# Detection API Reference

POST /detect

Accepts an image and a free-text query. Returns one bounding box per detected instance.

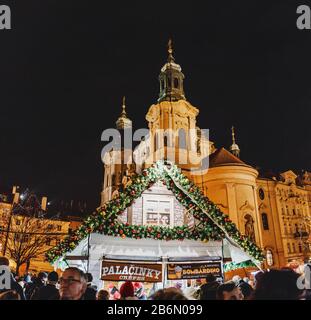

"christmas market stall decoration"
[46,161,264,286]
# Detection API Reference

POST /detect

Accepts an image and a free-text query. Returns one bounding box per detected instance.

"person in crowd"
[108,284,121,300]
[83,273,97,300]
[25,271,48,300]
[133,282,147,300]
[97,289,110,300]
[251,269,303,300]
[199,274,220,300]
[216,281,244,300]
[238,280,254,300]
[232,275,242,285]
[119,281,138,300]
[58,267,87,300]
[174,281,183,291]
[183,286,199,300]
[150,287,188,300]
[0,256,25,300]
[0,290,21,300]
[31,271,59,300]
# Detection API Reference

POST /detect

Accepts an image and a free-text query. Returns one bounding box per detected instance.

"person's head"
[119,281,135,299]
[238,281,254,300]
[205,274,216,283]
[38,272,48,283]
[97,289,109,300]
[200,279,220,300]
[0,290,20,300]
[85,272,93,284]
[47,271,59,285]
[252,269,303,300]
[232,275,241,284]
[216,281,244,300]
[151,287,188,300]
[59,267,87,300]
[0,256,9,266]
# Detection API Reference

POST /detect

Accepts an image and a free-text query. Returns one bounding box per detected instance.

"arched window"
[292,243,296,253]
[164,135,168,147]
[299,243,302,253]
[261,213,269,230]
[178,129,187,149]
[174,77,179,88]
[287,243,291,253]
[167,76,171,89]
[161,79,164,91]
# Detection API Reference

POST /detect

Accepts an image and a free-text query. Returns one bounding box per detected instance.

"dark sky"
[0,0,310,211]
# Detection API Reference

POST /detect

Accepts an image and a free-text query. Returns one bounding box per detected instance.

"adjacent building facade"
[0,188,83,274]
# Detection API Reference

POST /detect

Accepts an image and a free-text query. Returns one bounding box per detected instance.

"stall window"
[143,197,173,227]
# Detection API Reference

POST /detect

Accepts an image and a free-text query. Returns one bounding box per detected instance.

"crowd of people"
[1,256,310,300]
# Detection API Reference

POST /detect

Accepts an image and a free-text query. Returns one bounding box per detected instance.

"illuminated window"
[143,196,173,227]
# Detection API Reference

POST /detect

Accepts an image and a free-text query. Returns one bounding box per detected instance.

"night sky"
[0,0,310,211]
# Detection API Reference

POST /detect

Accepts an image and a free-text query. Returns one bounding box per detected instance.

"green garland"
[46,161,264,264]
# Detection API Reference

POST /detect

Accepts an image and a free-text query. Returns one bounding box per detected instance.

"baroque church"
[101,41,311,270]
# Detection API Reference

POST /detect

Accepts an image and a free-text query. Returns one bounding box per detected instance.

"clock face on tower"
[259,188,265,200]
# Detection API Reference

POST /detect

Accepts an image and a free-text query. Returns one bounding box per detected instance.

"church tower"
[101,97,135,205]
[134,40,213,172]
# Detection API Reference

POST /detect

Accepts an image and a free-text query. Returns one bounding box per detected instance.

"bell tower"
[158,39,186,102]
[101,97,135,205]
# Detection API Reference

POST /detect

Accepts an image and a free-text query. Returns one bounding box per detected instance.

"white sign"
[0,266,11,290]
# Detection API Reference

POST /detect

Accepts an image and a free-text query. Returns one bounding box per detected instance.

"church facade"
[101,41,311,270]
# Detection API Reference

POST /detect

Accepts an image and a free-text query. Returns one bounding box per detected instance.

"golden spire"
[121,96,127,117]
[230,126,240,158]
[167,38,175,62]
[231,126,236,145]
[116,96,132,129]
